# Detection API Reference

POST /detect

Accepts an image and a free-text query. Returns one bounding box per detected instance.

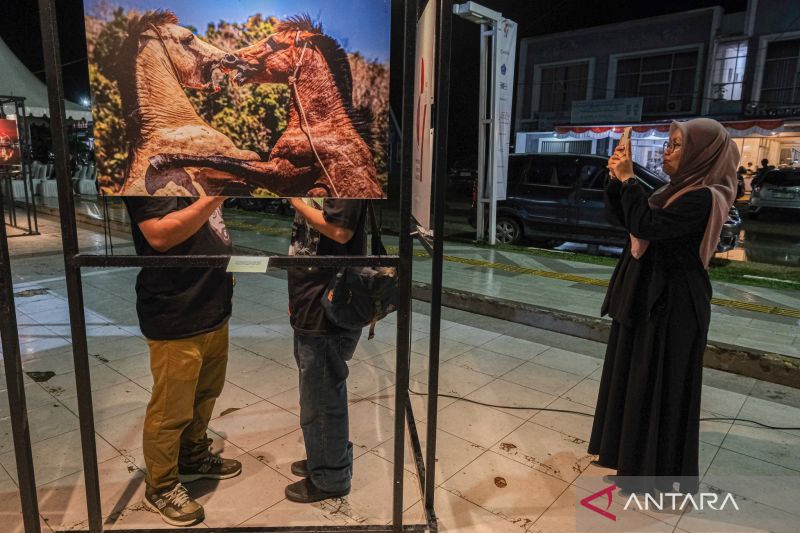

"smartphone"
[619,127,632,157]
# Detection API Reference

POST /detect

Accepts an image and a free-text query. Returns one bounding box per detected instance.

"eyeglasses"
[663,140,682,153]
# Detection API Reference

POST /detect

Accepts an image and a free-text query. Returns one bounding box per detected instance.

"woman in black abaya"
[588,118,739,494]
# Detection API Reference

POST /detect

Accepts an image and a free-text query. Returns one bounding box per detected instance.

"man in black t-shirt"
[124,197,241,527]
[284,198,366,503]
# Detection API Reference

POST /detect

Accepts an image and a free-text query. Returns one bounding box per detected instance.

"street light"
[453,1,501,24]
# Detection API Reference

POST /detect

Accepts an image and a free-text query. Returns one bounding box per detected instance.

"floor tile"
[208,401,298,452]
[493,421,595,484]
[533,347,603,377]
[465,379,557,420]
[192,454,288,527]
[441,450,569,526]
[438,400,525,449]
[448,347,526,378]
[503,362,585,398]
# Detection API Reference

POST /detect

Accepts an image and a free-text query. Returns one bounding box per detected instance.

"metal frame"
[0,95,39,237]
[0,0,450,531]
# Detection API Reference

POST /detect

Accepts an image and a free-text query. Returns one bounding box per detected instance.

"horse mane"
[277,15,373,144]
[115,10,179,150]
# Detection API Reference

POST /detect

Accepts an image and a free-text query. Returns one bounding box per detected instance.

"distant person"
[589,118,739,495]
[752,158,774,189]
[736,166,746,199]
[125,197,241,526]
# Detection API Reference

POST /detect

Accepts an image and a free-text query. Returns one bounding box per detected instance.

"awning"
[554,119,784,140]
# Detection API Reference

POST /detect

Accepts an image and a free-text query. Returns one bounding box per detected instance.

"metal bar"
[392,0,417,529]
[475,23,488,241]
[37,1,103,530]
[412,231,434,256]
[58,525,427,533]
[0,186,41,532]
[487,24,498,246]
[424,0,452,520]
[75,253,401,269]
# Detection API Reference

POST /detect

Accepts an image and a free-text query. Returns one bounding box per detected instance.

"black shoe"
[285,477,350,503]
[143,483,204,527]
[291,459,309,477]
[179,453,242,483]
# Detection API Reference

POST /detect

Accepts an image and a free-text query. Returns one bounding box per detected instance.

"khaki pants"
[143,323,229,491]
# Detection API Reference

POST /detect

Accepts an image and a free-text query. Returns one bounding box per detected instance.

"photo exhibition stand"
[0,95,39,238]
[0,0,449,531]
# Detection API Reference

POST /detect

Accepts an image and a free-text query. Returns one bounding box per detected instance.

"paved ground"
[0,215,799,532]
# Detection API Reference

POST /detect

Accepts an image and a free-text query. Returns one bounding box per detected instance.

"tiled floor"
[0,262,797,532]
[1,213,798,532]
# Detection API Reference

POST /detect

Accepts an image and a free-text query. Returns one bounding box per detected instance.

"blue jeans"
[293,331,360,492]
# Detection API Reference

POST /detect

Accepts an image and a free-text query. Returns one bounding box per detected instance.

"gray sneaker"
[179,453,242,482]
[143,483,204,527]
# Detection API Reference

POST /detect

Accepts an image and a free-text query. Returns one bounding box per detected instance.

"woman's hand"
[608,145,634,181]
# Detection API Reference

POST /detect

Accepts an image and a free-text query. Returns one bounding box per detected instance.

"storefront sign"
[744,102,800,118]
[571,98,643,125]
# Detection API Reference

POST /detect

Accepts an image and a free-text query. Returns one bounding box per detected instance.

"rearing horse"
[115,10,261,196]
[150,15,384,198]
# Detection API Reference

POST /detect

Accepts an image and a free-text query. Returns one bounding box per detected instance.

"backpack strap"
[368,201,387,256]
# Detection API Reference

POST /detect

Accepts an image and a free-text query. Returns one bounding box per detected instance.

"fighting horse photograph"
[84,1,390,198]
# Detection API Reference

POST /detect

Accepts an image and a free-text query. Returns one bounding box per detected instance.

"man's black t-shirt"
[124,197,234,340]
[287,200,367,335]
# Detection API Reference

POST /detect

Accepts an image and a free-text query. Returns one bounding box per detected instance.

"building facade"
[514,0,800,176]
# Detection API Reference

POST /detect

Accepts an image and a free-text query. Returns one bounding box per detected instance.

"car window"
[579,164,606,190]
[551,162,578,188]
[764,169,800,187]
[525,162,558,185]
[507,157,528,186]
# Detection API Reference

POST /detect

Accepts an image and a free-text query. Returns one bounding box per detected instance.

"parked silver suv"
[749,167,800,219]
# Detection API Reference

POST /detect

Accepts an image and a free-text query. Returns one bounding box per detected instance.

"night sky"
[1,0,748,161]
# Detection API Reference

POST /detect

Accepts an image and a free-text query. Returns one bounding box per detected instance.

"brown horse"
[115,11,261,196]
[149,15,384,198]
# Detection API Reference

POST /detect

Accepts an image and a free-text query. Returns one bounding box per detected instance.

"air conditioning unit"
[666,98,684,113]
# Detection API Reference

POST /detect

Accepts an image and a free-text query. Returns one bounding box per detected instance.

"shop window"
[761,38,800,105]
[711,41,748,101]
[538,62,590,113]
[539,139,592,154]
[615,49,699,114]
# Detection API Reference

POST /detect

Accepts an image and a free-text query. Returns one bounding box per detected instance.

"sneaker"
[291,459,309,477]
[143,483,204,527]
[285,477,350,503]
[179,453,242,482]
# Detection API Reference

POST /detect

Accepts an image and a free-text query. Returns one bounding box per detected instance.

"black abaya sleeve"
[619,182,711,241]
[604,178,626,226]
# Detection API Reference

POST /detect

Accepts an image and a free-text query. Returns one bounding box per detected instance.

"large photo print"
[85,0,390,197]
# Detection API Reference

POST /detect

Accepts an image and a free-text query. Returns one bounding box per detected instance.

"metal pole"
[476,24,488,241]
[0,188,41,533]
[393,0,417,529]
[37,1,103,530]
[424,0,452,521]
[487,24,498,246]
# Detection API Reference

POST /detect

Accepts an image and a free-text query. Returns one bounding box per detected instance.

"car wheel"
[495,217,521,244]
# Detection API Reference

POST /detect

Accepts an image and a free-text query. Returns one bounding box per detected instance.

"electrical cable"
[407,388,800,431]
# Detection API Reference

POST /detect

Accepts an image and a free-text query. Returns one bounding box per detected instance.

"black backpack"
[321,202,398,338]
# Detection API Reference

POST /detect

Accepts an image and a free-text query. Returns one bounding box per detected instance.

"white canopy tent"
[0,37,91,121]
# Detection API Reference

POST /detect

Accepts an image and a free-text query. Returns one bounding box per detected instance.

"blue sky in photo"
[86,0,391,63]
